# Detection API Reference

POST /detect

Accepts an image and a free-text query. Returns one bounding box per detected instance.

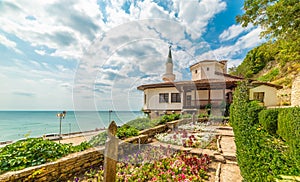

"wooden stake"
[103,121,118,182]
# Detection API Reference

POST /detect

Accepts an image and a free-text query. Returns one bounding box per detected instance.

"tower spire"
[162,45,176,82]
[168,45,172,59]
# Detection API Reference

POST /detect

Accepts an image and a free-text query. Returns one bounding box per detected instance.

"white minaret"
[162,46,176,82]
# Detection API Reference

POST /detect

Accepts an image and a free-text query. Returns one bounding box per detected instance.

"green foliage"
[277,107,300,169]
[258,68,279,82]
[197,113,209,118]
[259,109,279,135]
[247,101,264,125]
[89,114,181,146]
[159,113,180,124]
[181,114,192,118]
[234,1,300,80]
[116,124,139,139]
[230,81,300,181]
[232,43,275,78]
[0,138,91,173]
[126,117,159,131]
[236,0,300,40]
[89,132,108,146]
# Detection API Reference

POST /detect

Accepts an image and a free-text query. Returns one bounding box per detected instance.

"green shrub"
[259,109,279,135]
[230,81,300,181]
[158,113,180,124]
[116,124,139,139]
[126,117,152,131]
[89,131,108,146]
[198,113,209,118]
[278,107,300,168]
[247,100,264,125]
[0,138,91,173]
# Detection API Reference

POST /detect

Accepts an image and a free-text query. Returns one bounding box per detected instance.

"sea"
[0,111,144,142]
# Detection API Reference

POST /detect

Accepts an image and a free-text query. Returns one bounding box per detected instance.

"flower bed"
[178,122,216,132]
[75,145,211,181]
[155,130,215,148]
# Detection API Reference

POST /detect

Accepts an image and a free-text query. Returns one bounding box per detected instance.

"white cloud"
[0,0,103,59]
[197,27,264,66]
[219,24,254,42]
[174,0,227,39]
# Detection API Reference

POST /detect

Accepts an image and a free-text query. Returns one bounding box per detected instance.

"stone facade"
[291,75,300,106]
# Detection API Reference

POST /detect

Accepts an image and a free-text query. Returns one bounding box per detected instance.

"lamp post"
[56,111,67,143]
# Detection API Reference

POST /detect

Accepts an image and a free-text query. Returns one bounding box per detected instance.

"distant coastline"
[0,110,143,142]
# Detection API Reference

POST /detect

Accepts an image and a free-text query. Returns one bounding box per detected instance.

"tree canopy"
[232,0,300,80]
[236,0,300,40]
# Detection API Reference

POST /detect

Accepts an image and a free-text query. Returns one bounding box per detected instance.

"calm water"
[0,111,144,142]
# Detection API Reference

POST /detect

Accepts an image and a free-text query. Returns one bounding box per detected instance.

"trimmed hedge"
[230,81,300,181]
[259,109,279,135]
[278,107,300,169]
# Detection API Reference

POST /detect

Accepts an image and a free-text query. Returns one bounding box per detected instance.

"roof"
[189,60,227,69]
[137,79,239,91]
[137,72,282,91]
[251,81,283,89]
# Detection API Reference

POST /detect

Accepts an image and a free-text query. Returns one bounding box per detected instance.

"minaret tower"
[162,46,176,82]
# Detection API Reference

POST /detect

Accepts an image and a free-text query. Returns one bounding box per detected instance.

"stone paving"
[216,126,243,182]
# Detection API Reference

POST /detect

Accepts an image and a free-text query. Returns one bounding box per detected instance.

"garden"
[0,112,223,181]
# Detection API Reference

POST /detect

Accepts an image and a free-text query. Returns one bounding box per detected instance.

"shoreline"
[0,128,105,147]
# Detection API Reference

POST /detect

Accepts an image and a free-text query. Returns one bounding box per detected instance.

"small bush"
[198,113,209,118]
[89,132,108,146]
[116,124,139,139]
[258,109,279,135]
[126,117,152,131]
[159,113,180,124]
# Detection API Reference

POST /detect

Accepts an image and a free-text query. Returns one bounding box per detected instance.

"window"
[254,92,264,102]
[144,94,146,104]
[207,67,210,71]
[171,93,181,103]
[159,93,169,103]
[195,70,197,74]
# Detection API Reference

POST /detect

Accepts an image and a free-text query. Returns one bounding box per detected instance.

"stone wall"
[0,118,191,182]
[291,75,300,106]
[0,147,105,182]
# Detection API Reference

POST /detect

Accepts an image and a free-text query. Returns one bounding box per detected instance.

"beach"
[56,130,103,145]
[0,129,104,148]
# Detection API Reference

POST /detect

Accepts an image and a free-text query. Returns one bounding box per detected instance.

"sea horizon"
[0,110,144,142]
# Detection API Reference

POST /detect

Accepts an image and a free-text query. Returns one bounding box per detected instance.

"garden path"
[151,125,243,182]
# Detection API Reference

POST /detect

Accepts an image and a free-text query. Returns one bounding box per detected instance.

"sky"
[0,0,265,111]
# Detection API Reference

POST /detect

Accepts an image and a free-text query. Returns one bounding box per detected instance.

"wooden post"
[104,121,118,182]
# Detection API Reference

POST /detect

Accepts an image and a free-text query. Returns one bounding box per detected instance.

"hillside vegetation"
[230,40,300,88]
[230,0,300,105]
